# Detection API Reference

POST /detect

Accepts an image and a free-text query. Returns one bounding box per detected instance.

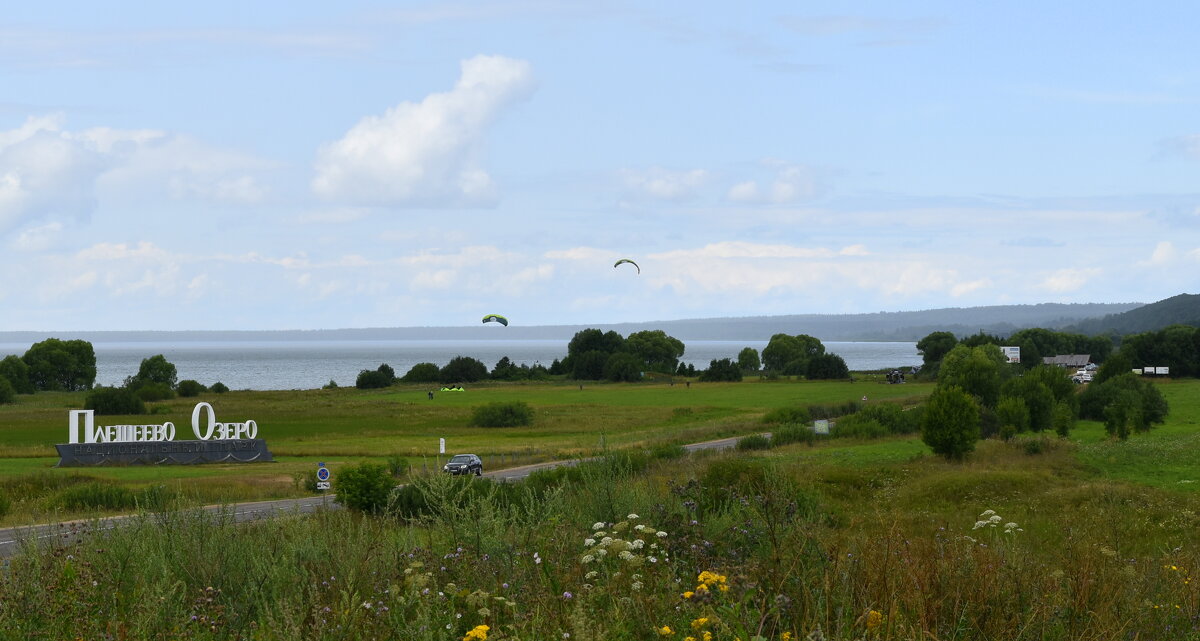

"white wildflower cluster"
[577,517,671,594]
[972,509,1023,534]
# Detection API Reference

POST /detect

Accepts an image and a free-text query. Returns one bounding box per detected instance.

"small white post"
[439,437,445,454]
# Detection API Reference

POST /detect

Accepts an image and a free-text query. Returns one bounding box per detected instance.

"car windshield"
[450,455,473,463]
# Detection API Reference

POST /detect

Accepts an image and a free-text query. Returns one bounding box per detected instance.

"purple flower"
[562,591,573,600]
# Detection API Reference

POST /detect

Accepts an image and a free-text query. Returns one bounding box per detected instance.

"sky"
[1,1,1199,331]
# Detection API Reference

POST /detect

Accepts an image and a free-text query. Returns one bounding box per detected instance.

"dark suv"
[443,454,483,476]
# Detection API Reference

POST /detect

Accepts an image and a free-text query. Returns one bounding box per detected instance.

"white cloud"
[651,240,862,260]
[1039,268,1101,293]
[0,114,106,233]
[10,221,62,251]
[620,167,708,201]
[312,54,535,207]
[726,163,819,204]
[544,246,615,261]
[1146,241,1177,265]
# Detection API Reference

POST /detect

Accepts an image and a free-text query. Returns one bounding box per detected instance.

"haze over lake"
[0,340,921,391]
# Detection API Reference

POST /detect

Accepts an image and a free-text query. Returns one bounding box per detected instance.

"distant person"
[861,395,868,402]
[427,390,434,400]
[686,381,691,389]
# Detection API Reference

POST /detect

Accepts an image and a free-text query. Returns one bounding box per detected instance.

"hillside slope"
[1066,293,1200,336]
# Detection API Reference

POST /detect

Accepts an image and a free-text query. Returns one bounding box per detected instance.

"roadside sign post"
[316,462,331,492]
[439,437,445,454]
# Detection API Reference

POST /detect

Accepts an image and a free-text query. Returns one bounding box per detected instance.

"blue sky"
[1,1,1198,331]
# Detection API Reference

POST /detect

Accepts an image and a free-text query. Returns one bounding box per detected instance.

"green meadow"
[2,378,1200,639]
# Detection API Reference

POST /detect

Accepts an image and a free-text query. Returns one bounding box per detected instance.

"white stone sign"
[68,402,258,444]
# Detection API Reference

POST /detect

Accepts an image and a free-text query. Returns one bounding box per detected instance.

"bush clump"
[335,462,395,514]
[771,424,818,446]
[470,401,534,427]
[762,405,812,425]
[0,376,14,405]
[176,379,207,397]
[85,386,146,415]
[210,382,229,394]
[736,434,773,451]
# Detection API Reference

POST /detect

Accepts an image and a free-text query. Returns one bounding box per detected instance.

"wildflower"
[362,601,372,609]
[702,633,712,641]
[683,591,695,599]
[628,513,640,520]
[562,591,573,600]
[601,537,614,545]
[593,522,606,530]
[582,555,595,563]
[632,539,645,549]
[619,551,635,561]
[464,624,490,641]
[691,617,710,630]
[585,571,598,580]
[979,509,996,518]
[865,610,883,630]
[597,549,607,557]
[782,633,793,641]
[635,524,647,531]
[649,556,657,563]
[632,581,643,590]
[584,538,596,547]
[534,552,542,564]
[658,626,674,636]
[657,531,668,538]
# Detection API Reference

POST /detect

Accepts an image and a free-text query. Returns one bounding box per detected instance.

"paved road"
[0,434,756,558]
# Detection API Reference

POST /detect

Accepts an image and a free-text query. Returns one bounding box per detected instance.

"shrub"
[1080,372,1169,432]
[210,382,229,394]
[771,424,817,446]
[806,352,850,379]
[0,376,14,405]
[176,379,207,397]
[762,406,811,426]
[830,415,889,439]
[699,358,743,382]
[356,364,395,389]
[322,379,339,390]
[440,356,489,383]
[921,385,981,461]
[856,403,920,434]
[736,434,772,451]
[403,362,441,383]
[807,400,862,420]
[386,455,410,478]
[336,462,395,514]
[134,382,175,402]
[1052,400,1075,437]
[647,443,687,460]
[387,483,430,520]
[995,396,1031,434]
[471,401,534,427]
[85,386,146,415]
[0,354,33,394]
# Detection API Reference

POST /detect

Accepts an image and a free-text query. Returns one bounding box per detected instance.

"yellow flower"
[702,632,712,641]
[682,591,695,599]
[684,637,696,641]
[866,610,883,630]
[691,617,710,630]
[781,633,793,641]
[463,624,490,641]
[658,626,674,636]
[718,584,729,592]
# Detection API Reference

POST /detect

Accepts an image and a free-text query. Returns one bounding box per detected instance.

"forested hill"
[0,302,1139,343]
[1065,293,1200,336]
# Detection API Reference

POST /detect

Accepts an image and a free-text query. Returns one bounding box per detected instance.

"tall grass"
[4,440,1200,640]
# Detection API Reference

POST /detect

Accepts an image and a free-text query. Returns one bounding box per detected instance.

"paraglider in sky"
[613,258,640,274]
[482,314,509,327]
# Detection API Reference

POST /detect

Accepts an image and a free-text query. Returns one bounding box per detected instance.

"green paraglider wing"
[482,314,509,327]
[613,258,640,274]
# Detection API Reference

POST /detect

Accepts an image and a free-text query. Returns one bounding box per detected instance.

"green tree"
[1001,376,1054,431]
[22,338,97,391]
[603,352,643,382]
[570,350,609,380]
[1103,389,1142,440]
[403,362,441,383]
[761,333,824,372]
[622,330,685,373]
[210,382,229,394]
[439,356,488,383]
[0,355,33,394]
[737,347,761,372]
[920,385,981,461]
[938,344,1008,408]
[0,376,14,405]
[1092,353,1132,386]
[1079,372,1168,432]
[566,329,625,358]
[916,331,958,369]
[806,353,849,380]
[995,395,1030,435]
[491,356,522,381]
[1052,400,1075,437]
[134,354,178,388]
[698,358,743,382]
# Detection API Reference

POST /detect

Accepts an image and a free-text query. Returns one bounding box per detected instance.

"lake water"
[0,340,921,391]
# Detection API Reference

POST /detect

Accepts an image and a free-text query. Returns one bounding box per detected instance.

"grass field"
[3,378,1200,638]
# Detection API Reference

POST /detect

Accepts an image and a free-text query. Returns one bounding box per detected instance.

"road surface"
[0,434,756,558]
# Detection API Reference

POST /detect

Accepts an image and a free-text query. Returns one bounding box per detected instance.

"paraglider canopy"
[613,258,640,274]
[482,314,509,327]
